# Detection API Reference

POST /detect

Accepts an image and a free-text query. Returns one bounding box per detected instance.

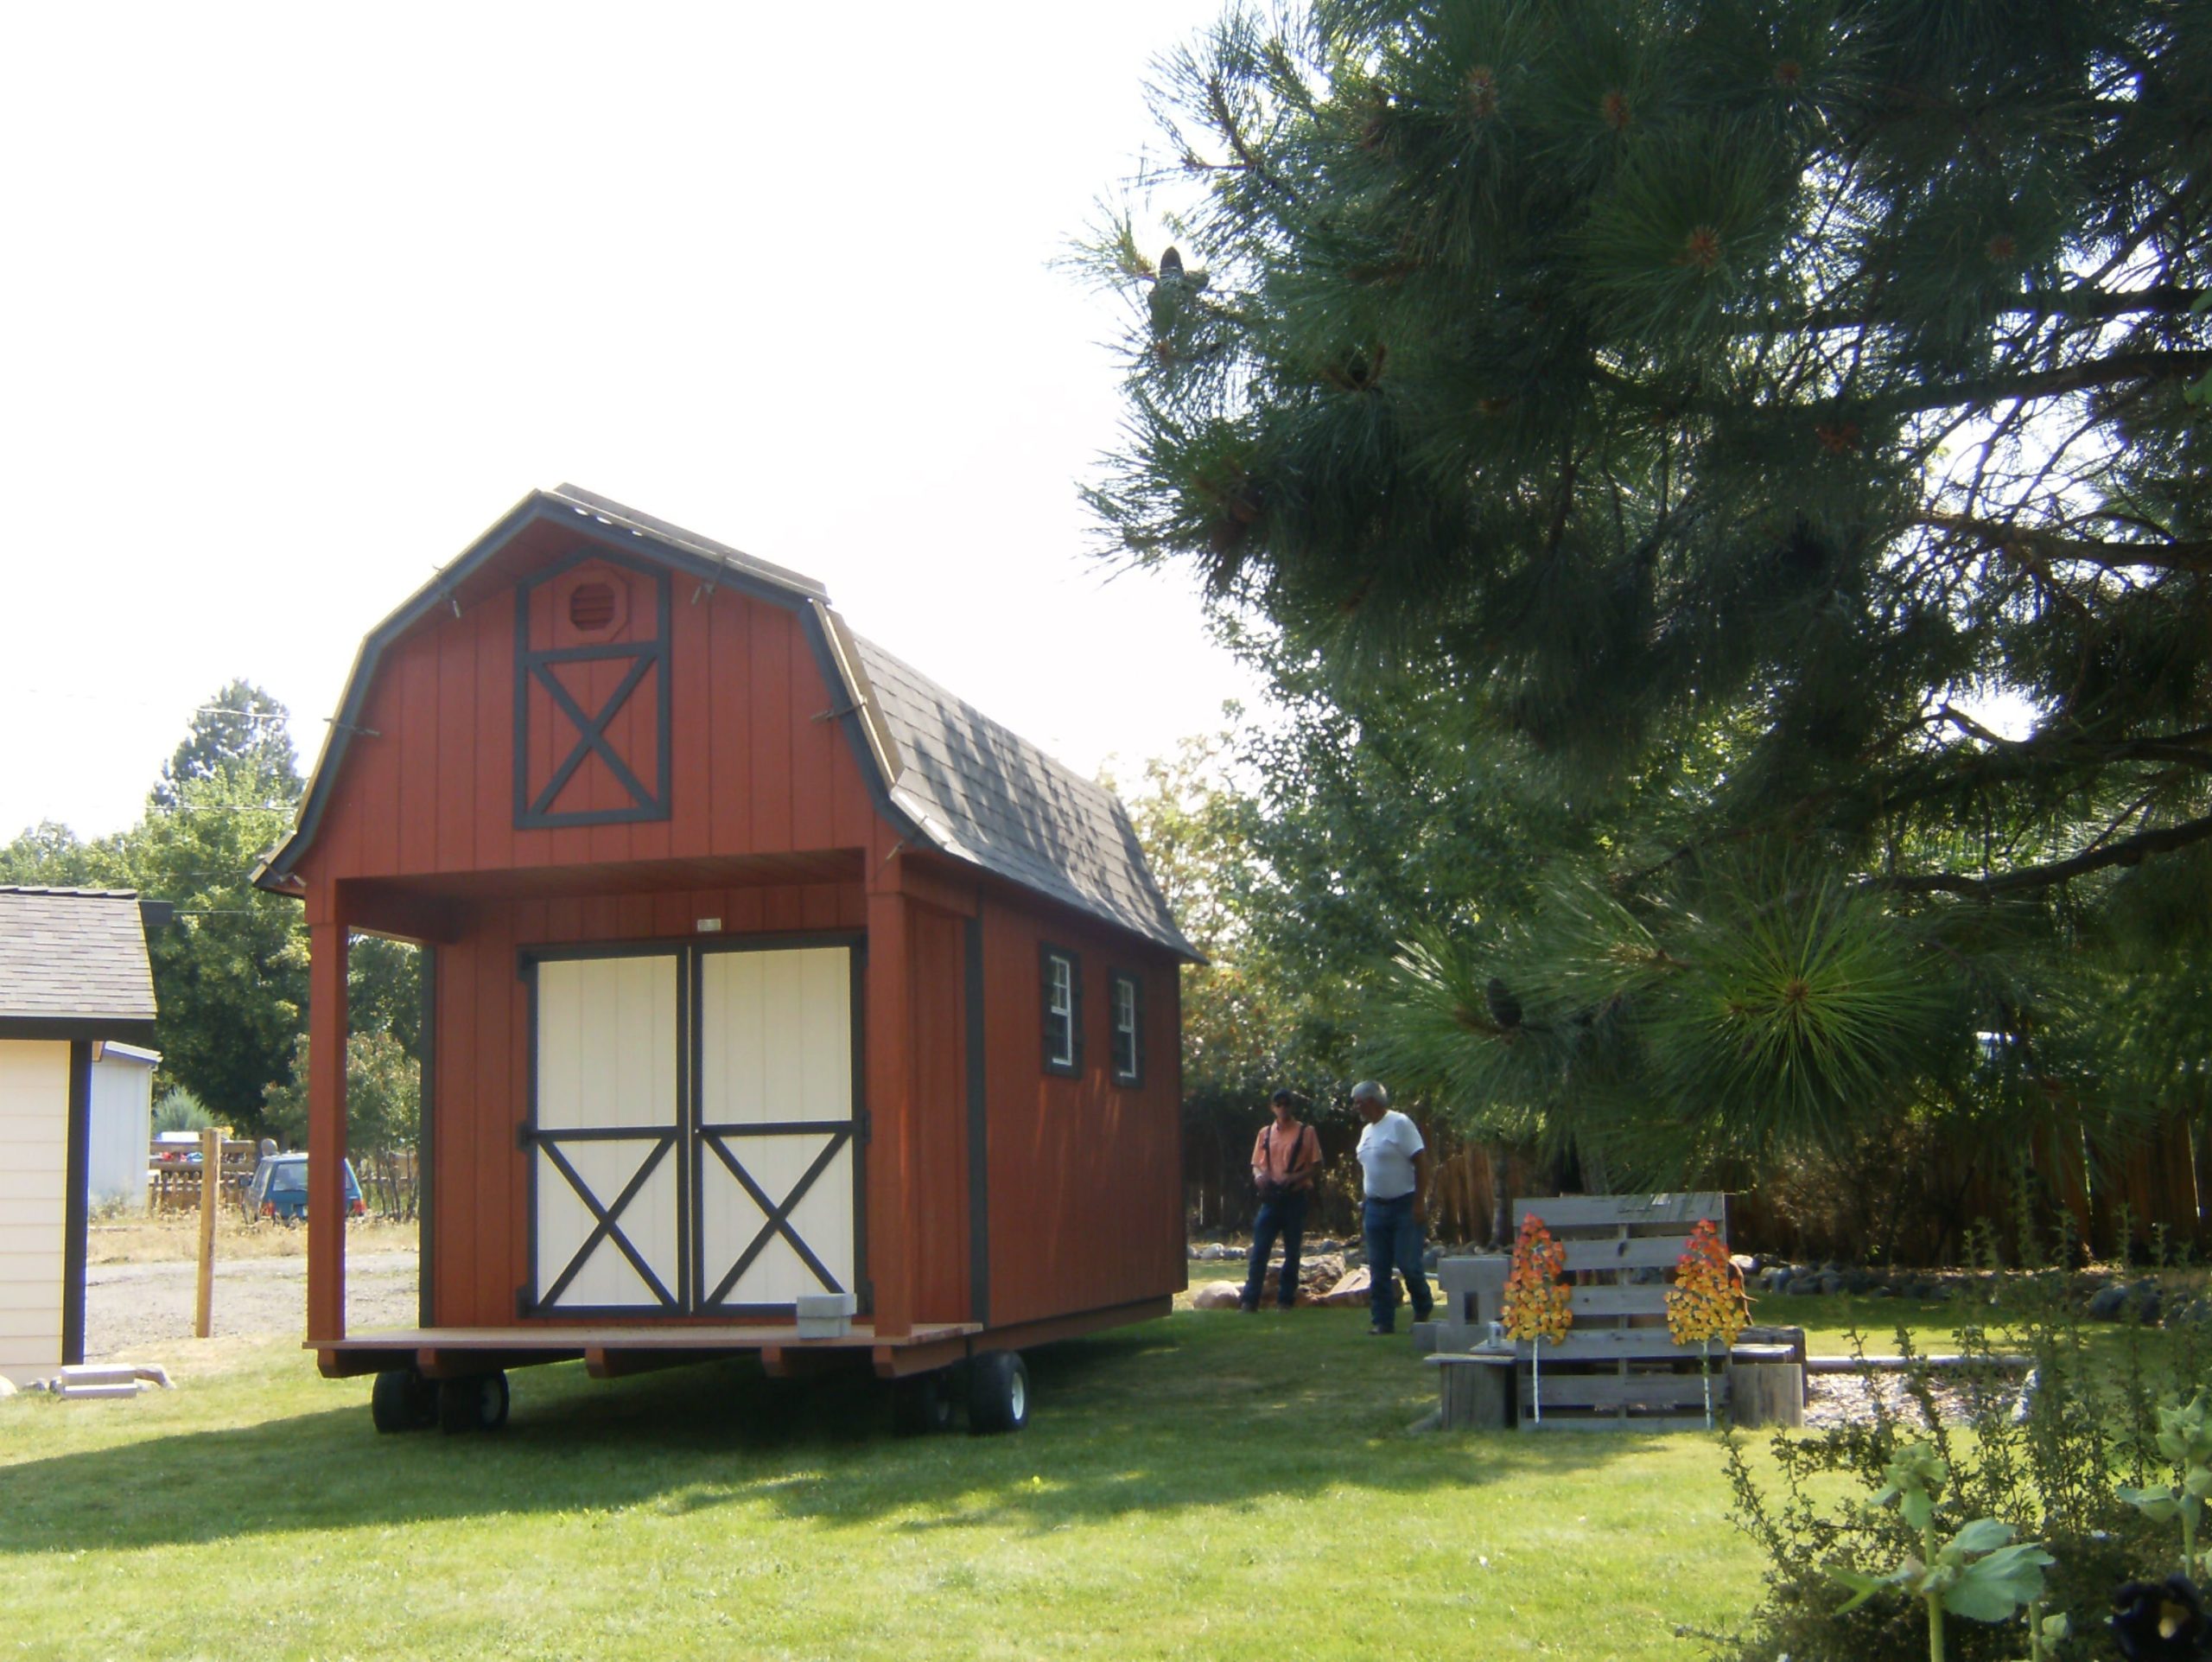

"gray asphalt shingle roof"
[853,638,1196,958]
[0,888,158,1027]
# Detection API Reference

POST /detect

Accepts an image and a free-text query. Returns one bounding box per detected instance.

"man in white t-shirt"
[1352,1079,1433,1336]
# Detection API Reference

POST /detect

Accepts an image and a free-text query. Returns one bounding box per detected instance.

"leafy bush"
[1716,1264,2211,1659]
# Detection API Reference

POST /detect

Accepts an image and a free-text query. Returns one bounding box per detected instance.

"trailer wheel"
[437,1371,510,1435]
[892,1371,956,1436]
[371,1366,436,1434]
[967,1351,1029,1434]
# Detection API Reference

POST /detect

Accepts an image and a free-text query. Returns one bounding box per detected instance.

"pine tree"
[1087,0,2212,1178]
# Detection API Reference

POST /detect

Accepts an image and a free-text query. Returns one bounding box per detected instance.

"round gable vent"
[569,582,617,632]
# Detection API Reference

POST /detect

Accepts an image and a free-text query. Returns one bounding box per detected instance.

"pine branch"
[1742,285,2205,334]
[1874,810,2212,898]
[1916,512,2212,576]
[1868,349,2212,417]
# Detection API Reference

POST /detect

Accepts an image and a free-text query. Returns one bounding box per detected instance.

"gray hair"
[1349,1079,1389,1106]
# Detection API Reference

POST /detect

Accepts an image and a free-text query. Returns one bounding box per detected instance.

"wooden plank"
[1561,1237,1692,1272]
[1529,1372,1721,1410]
[1513,1194,1726,1229]
[1519,1413,1713,1433]
[1568,1284,1669,1318]
[1520,1328,1704,1361]
[318,1320,980,1350]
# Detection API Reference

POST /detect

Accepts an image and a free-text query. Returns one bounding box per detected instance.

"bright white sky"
[0,2,1256,841]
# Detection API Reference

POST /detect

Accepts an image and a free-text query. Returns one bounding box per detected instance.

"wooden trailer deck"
[315,1296,1172,1384]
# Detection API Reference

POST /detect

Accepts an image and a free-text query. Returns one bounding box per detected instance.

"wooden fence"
[1185,1110,2210,1264]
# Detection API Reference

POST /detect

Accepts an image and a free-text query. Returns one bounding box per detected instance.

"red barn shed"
[256,486,1195,1434]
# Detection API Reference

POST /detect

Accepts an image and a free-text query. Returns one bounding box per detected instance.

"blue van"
[246,1153,365,1222]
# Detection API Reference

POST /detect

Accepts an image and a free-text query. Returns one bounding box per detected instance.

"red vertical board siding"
[749,600,793,853]
[668,591,713,858]
[435,612,477,871]
[324,574,880,888]
[474,597,517,873]
[473,908,513,1326]
[907,905,970,1323]
[789,624,834,852]
[433,933,476,1325]
[628,646,671,865]
[709,595,753,858]
[396,634,439,875]
[353,674,402,878]
[980,897,1183,1328]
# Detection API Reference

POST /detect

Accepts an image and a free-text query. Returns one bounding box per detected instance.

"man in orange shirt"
[1241,1089,1322,1312]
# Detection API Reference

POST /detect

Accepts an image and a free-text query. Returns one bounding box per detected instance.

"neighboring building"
[87,1042,160,1208]
[255,486,1197,1434]
[0,888,163,1383]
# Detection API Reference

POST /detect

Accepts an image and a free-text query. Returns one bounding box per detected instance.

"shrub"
[1714,1263,2211,1659]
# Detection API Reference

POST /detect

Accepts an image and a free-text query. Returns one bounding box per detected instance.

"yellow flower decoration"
[1665,1217,1749,1347]
[1500,1212,1573,1344]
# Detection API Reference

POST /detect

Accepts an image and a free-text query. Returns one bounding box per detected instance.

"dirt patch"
[86,1213,417,1264]
[85,1250,419,1362]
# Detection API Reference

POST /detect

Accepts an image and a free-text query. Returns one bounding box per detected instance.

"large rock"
[1198,1251,1350,1309]
[1318,1267,1371,1307]
[2086,1283,2129,1320]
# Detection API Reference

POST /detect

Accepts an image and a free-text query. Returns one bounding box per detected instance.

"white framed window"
[1109,971,1142,1086]
[1040,946,1080,1077]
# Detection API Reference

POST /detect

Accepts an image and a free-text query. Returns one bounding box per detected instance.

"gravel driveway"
[86,1250,420,1361]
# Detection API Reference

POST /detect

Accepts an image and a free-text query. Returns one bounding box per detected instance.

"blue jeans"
[1243,1193,1310,1309]
[1363,1193,1432,1332]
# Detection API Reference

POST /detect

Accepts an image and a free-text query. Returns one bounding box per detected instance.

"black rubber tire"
[966,1351,1030,1435]
[437,1371,511,1435]
[892,1371,956,1436]
[372,1366,427,1435]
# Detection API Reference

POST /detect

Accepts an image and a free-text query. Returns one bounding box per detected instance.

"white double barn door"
[530,944,859,1316]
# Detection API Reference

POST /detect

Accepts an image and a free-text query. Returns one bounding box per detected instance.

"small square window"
[1041,946,1080,1077]
[1110,971,1142,1086]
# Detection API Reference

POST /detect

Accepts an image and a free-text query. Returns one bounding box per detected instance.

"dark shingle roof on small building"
[0,888,159,1040]
[853,637,1196,958]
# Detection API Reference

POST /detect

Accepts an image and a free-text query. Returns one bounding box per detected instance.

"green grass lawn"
[0,1307,1787,1661]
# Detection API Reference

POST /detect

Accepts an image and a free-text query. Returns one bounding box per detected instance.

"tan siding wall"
[0,1041,68,1381]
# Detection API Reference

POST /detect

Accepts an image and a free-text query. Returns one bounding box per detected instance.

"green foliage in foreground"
[0,1311,1764,1661]
[1728,1275,2212,1662]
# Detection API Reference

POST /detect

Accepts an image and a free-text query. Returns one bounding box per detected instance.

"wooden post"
[1728,1353,1806,1429]
[195,1126,219,1338]
[306,901,350,1344]
[864,848,915,1339]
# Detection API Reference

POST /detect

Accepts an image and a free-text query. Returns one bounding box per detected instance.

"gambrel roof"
[258,486,1197,959]
[0,888,161,1042]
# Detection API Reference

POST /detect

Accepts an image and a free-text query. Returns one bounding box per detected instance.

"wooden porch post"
[306,891,350,1344]
[866,850,915,1339]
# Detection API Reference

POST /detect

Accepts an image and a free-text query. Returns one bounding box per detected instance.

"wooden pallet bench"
[1513,1193,1731,1431]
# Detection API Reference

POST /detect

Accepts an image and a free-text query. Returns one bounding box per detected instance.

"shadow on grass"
[0,1309,1675,1552]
